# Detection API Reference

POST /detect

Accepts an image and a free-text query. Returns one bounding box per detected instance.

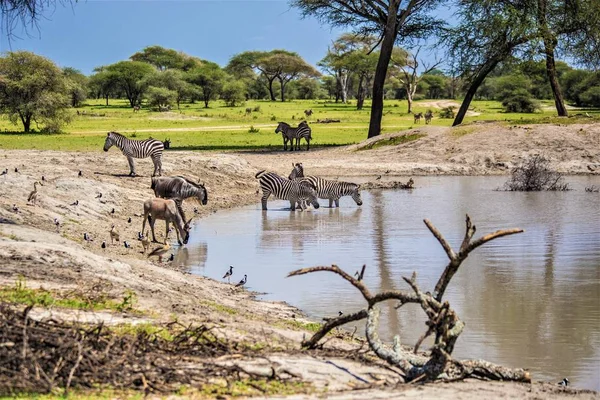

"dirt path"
[0,121,598,398]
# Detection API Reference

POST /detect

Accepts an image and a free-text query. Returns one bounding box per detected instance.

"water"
[179,176,600,390]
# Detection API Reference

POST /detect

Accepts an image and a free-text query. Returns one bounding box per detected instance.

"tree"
[145,86,176,110]
[104,61,155,107]
[0,51,71,133]
[270,53,320,102]
[130,46,188,71]
[390,47,441,113]
[293,0,444,138]
[187,62,226,108]
[146,69,193,109]
[62,67,88,108]
[88,69,119,106]
[221,79,247,106]
[0,0,73,40]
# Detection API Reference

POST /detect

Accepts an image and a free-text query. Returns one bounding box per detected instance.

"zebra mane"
[107,131,125,139]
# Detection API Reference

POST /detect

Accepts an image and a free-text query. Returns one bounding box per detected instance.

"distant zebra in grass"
[424,110,433,124]
[288,163,362,208]
[103,131,164,177]
[151,175,208,222]
[255,170,319,211]
[275,121,312,151]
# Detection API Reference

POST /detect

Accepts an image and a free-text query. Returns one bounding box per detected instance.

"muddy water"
[182,176,600,390]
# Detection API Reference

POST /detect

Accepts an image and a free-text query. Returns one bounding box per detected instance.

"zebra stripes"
[275,121,312,151]
[103,131,164,176]
[255,170,320,211]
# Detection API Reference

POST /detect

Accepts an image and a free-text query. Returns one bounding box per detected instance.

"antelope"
[142,198,192,246]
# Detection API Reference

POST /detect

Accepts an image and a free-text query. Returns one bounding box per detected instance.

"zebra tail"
[255,170,267,179]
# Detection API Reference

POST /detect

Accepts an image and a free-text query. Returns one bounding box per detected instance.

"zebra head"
[300,181,320,209]
[288,163,304,180]
[351,184,363,206]
[275,122,289,134]
[103,131,117,152]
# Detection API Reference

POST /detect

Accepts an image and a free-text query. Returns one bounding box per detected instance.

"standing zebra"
[103,131,164,177]
[275,121,312,151]
[288,164,362,208]
[255,170,319,211]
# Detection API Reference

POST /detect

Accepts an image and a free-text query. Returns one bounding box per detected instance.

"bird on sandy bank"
[71,200,79,206]
[127,217,132,223]
[558,378,569,387]
[14,167,18,173]
[12,204,19,213]
[54,218,60,232]
[148,242,170,262]
[124,241,131,249]
[137,231,143,240]
[141,232,150,253]
[111,208,115,214]
[223,266,233,283]
[1,168,7,178]
[78,170,82,177]
[41,176,45,182]
[338,311,343,316]
[168,253,174,262]
[101,241,106,249]
[96,193,102,199]
[27,181,42,205]
[110,225,120,244]
[235,274,247,288]
[375,175,382,180]
[83,232,90,241]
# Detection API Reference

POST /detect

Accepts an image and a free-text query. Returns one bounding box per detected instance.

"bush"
[503,155,569,191]
[252,105,261,112]
[146,86,176,110]
[439,106,455,119]
[221,80,246,107]
[579,87,600,107]
[270,115,277,121]
[501,88,540,113]
[248,125,260,133]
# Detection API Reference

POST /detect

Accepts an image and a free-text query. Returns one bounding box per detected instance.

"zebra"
[255,170,320,211]
[413,112,423,124]
[288,163,362,208]
[275,121,312,151]
[103,131,164,177]
[424,110,433,124]
[151,176,208,223]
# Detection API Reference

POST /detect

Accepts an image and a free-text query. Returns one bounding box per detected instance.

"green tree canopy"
[62,67,88,108]
[0,51,71,132]
[187,62,226,107]
[103,61,155,107]
[130,46,190,71]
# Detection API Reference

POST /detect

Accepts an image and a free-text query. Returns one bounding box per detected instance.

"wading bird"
[101,241,106,249]
[78,170,82,177]
[54,218,60,232]
[223,266,233,283]
[124,241,131,249]
[12,204,18,213]
[558,378,569,387]
[168,253,174,262]
[96,193,102,199]
[235,274,247,288]
[141,232,150,253]
[71,200,79,206]
[110,225,120,244]
[148,242,170,262]
[27,181,41,205]
[128,217,132,223]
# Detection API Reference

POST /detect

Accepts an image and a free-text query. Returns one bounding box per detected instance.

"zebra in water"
[275,121,312,151]
[255,170,320,211]
[288,163,362,208]
[151,176,208,222]
[103,131,164,177]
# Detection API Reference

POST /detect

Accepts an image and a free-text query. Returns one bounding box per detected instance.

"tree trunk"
[268,77,277,101]
[453,58,501,126]
[537,0,568,116]
[20,113,31,133]
[357,75,365,110]
[279,78,287,102]
[105,94,109,106]
[339,71,348,103]
[367,0,400,138]
[406,89,413,114]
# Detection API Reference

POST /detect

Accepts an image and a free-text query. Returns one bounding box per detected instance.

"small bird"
[95,193,102,199]
[385,169,391,174]
[111,208,115,214]
[101,241,106,249]
[124,241,131,249]
[141,232,150,253]
[137,231,143,240]
[54,218,60,232]
[338,311,343,317]
[235,274,247,288]
[110,225,120,244]
[71,200,79,206]
[168,253,174,262]
[558,378,569,387]
[14,167,18,173]
[223,266,233,283]
[41,175,45,182]
[78,170,82,177]
[12,204,19,213]
[0,168,7,178]
[27,181,41,205]
[375,175,382,180]
[148,242,170,262]
[83,232,90,241]
[127,217,132,223]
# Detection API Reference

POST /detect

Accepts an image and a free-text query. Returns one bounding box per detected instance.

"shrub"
[501,88,540,113]
[248,126,260,133]
[503,155,569,191]
[439,106,456,119]
[146,86,176,110]
[253,105,261,112]
[221,80,246,107]
[270,115,277,121]
[579,87,600,107]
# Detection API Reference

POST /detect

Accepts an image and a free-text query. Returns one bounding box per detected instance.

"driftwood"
[288,215,530,383]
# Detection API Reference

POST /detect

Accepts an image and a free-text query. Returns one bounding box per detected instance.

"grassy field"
[0,99,598,151]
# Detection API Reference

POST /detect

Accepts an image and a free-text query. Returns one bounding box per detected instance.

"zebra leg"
[261,190,271,210]
[328,198,333,208]
[152,155,162,177]
[306,139,310,151]
[335,198,340,208]
[127,156,136,176]
[283,137,287,151]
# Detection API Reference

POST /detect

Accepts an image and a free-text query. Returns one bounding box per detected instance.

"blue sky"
[0,1,351,75]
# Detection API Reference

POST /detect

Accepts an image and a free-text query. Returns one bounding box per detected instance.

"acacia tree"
[0,51,70,133]
[293,0,444,138]
[88,68,119,106]
[62,67,88,108]
[391,47,441,113]
[130,46,188,71]
[187,62,226,108]
[271,53,320,102]
[104,61,155,107]
[146,69,193,109]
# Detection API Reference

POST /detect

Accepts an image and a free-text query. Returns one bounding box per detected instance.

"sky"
[0,1,351,75]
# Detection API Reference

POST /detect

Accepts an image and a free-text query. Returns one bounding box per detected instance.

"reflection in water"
[186,176,600,390]
[174,242,208,269]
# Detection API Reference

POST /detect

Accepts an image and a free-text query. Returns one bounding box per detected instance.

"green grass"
[357,133,426,150]
[0,278,140,314]
[200,300,238,315]
[0,99,597,151]
[276,319,323,333]
[451,126,475,138]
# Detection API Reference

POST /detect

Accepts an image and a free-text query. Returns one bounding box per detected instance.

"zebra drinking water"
[288,163,362,208]
[275,121,312,151]
[255,170,319,211]
[103,131,164,177]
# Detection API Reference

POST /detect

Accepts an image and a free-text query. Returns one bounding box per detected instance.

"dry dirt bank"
[0,122,598,399]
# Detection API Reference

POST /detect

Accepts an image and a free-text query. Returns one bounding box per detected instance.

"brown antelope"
[142,198,192,245]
